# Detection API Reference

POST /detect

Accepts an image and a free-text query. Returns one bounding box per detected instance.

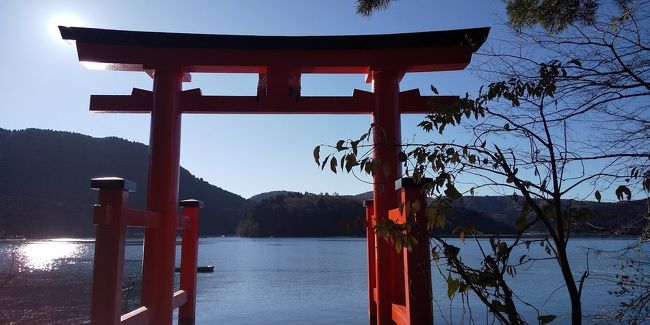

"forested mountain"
[461,196,647,234]
[236,192,517,237]
[237,192,365,237]
[0,128,247,237]
[0,128,645,238]
[359,191,647,235]
[248,191,300,202]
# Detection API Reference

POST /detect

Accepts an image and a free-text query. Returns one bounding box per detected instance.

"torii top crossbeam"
[60,26,488,74]
[60,26,489,115]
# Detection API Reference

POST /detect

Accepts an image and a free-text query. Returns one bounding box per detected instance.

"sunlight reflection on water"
[15,239,90,271]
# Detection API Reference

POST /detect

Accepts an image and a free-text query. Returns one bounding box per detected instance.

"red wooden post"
[371,69,405,325]
[397,177,433,325]
[178,199,203,325]
[89,177,135,325]
[364,199,377,324]
[141,67,184,324]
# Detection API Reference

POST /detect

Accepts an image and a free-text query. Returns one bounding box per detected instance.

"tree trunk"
[556,242,582,324]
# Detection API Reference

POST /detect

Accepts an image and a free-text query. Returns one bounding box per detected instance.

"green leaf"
[444,244,460,257]
[350,140,360,156]
[431,248,440,263]
[459,281,469,293]
[345,154,358,173]
[568,58,582,68]
[364,159,374,174]
[615,185,632,201]
[330,157,338,174]
[321,156,329,170]
[446,276,460,299]
[313,146,320,165]
[515,202,529,230]
[496,241,509,260]
[335,140,346,151]
[444,183,462,200]
[359,133,368,142]
[538,314,557,324]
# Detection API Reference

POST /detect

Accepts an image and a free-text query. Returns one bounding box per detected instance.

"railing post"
[178,199,203,325]
[364,199,377,324]
[89,177,136,325]
[396,177,433,325]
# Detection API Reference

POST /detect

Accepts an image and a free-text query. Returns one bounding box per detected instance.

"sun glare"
[18,241,83,271]
[48,13,84,43]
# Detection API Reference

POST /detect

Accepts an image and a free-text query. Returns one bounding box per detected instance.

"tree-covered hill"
[237,192,517,237]
[0,128,643,238]
[350,191,647,235]
[248,190,300,202]
[457,195,647,235]
[0,128,247,237]
[237,192,365,237]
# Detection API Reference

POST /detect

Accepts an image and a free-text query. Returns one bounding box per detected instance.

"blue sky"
[0,0,507,198]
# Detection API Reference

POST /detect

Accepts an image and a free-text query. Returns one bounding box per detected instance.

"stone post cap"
[179,199,204,208]
[90,177,136,192]
[395,177,433,190]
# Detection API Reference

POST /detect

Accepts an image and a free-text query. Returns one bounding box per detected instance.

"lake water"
[0,237,643,324]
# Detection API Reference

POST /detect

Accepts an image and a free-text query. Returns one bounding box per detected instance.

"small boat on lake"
[174,265,214,273]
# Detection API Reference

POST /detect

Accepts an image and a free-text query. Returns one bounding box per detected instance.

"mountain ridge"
[1,127,646,238]
[0,128,247,237]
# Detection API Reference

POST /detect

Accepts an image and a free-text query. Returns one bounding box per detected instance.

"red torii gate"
[60,26,488,325]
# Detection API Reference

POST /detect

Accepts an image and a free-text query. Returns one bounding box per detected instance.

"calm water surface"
[0,237,642,324]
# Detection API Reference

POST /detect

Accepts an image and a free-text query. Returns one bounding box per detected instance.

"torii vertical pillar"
[371,70,404,325]
[141,67,184,324]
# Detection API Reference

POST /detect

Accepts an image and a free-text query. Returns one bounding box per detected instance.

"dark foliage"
[504,0,599,33]
[248,190,300,203]
[458,196,647,234]
[356,0,395,16]
[237,192,366,237]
